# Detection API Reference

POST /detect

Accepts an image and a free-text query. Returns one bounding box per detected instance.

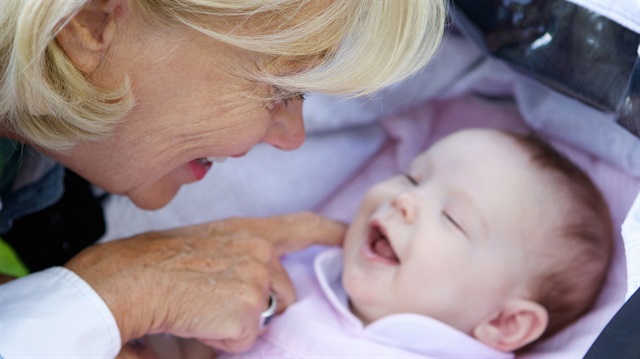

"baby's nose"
[392,192,416,223]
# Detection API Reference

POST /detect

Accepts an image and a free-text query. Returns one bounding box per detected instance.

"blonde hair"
[0,0,447,151]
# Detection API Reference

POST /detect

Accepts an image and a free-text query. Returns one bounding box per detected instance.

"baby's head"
[341,128,612,352]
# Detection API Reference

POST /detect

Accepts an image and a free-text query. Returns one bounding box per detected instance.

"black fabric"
[2,169,107,272]
[618,57,640,138]
[584,288,640,359]
[452,0,640,137]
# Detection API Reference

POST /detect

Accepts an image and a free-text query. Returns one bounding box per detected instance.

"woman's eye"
[283,92,307,105]
[404,173,418,186]
[271,86,307,107]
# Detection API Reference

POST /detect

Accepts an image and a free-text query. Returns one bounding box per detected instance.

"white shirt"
[0,267,120,358]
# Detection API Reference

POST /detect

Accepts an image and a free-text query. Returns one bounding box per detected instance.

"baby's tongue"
[372,237,399,263]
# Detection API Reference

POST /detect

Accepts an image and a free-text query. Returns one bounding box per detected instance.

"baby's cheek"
[341,267,359,297]
[342,267,372,304]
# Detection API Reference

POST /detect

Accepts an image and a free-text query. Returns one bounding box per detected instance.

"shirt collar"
[313,247,514,358]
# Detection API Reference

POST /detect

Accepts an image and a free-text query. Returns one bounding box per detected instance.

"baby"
[219,128,613,358]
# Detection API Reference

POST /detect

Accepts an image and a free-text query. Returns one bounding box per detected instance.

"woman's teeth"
[195,157,228,166]
[207,157,227,163]
[196,158,210,166]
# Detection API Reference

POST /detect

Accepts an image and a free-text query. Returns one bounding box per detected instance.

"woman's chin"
[127,187,180,211]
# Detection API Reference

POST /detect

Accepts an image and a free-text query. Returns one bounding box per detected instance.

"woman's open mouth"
[367,221,400,264]
[188,157,227,180]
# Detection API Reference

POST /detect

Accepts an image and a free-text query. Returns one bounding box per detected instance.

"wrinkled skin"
[2,0,338,355]
[50,0,307,210]
[65,212,346,353]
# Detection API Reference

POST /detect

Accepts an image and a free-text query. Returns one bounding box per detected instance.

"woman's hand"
[65,212,346,353]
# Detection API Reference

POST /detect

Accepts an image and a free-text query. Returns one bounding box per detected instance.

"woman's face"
[48,16,306,210]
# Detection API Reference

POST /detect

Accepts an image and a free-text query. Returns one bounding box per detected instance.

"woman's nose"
[392,192,416,223]
[261,100,306,150]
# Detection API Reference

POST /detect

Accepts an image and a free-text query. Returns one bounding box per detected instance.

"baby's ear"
[472,299,548,352]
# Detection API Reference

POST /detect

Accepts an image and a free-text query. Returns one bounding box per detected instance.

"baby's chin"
[347,299,377,325]
[342,271,383,325]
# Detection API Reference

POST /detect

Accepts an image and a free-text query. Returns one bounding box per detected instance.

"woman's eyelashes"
[270,86,308,106]
[284,91,307,105]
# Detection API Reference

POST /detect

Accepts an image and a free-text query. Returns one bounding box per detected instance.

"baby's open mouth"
[369,223,400,264]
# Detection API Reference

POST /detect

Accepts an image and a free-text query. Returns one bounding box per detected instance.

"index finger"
[214,212,347,256]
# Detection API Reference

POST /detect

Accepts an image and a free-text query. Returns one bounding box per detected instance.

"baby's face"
[342,129,552,334]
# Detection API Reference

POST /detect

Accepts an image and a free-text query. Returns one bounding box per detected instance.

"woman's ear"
[55,0,124,74]
[472,299,549,352]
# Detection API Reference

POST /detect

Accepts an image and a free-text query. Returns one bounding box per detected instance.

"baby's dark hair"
[507,132,613,347]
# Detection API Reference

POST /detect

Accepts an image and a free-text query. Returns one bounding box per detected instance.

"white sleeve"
[0,267,121,358]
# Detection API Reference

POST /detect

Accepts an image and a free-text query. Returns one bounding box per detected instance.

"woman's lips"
[188,159,212,180]
[188,157,229,181]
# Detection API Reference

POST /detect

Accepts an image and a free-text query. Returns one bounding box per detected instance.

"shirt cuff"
[0,267,121,358]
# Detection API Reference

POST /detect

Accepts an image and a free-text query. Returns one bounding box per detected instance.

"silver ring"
[260,293,277,329]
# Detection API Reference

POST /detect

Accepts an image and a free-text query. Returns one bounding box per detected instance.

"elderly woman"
[0,0,445,357]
